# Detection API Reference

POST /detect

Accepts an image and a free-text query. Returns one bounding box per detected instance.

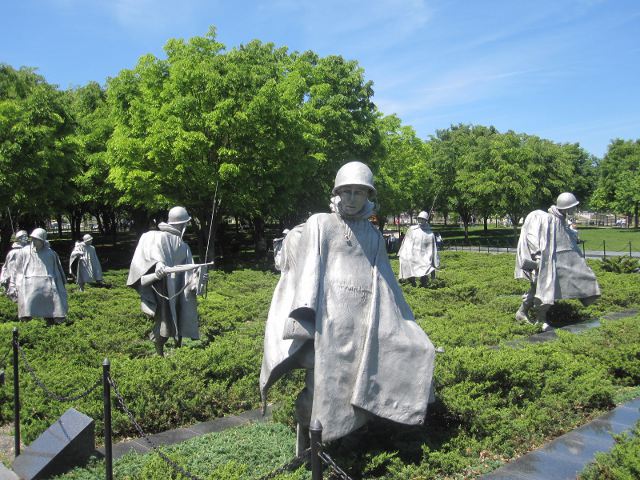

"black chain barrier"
[318,449,354,480]
[255,448,311,480]
[16,342,101,403]
[107,374,204,480]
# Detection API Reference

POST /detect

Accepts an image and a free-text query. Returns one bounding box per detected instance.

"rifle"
[140,262,215,287]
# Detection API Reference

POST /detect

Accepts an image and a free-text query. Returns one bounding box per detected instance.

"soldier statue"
[128,206,207,356]
[261,161,436,454]
[398,211,440,286]
[13,228,68,325]
[515,192,600,330]
[69,234,104,291]
[1,230,29,302]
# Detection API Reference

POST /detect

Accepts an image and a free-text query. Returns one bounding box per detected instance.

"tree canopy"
[0,27,637,255]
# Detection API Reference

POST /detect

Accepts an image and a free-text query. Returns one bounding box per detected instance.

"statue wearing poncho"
[398,211,439,285]
[127,211,199,355]
[515,193,600,327]
[14,229,68,322]
[69,235,103,291]
[1,230,29,302]
[260,162,436,447]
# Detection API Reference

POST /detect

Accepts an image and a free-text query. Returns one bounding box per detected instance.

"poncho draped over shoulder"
[15,246,68,318]
[261,212,435,442]
[70,242,103,284]
[1,244,24,302]
[398,224,439,279]
[515,208,600,305]
[127,226,198,340]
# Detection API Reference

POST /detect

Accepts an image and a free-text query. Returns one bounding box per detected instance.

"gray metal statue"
[127,206,210,356]
[13,228,68,324]
[398,211,440,286]
[260,162,436,453]
[515,192,600,330]
[1,230,29,302]
[272,228,290,271]
[69,234,104,291]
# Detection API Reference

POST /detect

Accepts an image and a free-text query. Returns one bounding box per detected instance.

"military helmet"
[30,228,47,242]
[332,161,376,195]
[167,206,191,225]
[14,230,28,240]
[83,234,93,242]
[417,211,429,221]
[556,192,579,210]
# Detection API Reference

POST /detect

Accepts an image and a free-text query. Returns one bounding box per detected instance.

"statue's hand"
[155,264,168,279]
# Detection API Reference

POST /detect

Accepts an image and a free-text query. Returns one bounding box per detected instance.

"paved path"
[481,397,640,480]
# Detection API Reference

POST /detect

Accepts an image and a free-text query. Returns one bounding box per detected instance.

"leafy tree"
[430,124,498,239]
[375,114,433,230]
[106,27,379,254]
[592,139,640,227]
[0,64,79,253]
[67,81,119,239]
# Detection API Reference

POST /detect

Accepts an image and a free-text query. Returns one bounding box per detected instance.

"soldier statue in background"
[13,228,68,325]
[69,234,104,291]
[398,210,440,287]
[515,192,600,330]
[1,230,29,302]
[127,206,210,356]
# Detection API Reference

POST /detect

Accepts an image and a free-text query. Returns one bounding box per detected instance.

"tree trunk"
[483,216,488,232]
[378,215,386,232]
[635,203,639,228]
[253,216,267,257]
[132,209,150,237]
[0,215,13,261]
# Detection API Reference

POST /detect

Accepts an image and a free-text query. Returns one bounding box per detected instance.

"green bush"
[579,420,640,480]
[0,251,638,479]
[600,256,640,274]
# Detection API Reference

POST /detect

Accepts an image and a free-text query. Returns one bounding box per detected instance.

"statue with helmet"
[261,161,436,454]
[515,192,600,330]
[69,233,104,291]
[127,206,210,356]
[12,228,68,325]
[398,210,440,287]
[1,230,29,302]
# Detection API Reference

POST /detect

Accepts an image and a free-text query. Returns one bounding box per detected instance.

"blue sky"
[2,0,639,158]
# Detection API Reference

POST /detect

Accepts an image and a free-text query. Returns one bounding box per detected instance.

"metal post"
[103,359,113,480]
[581,240,586,258]
[629,241,632,258]
[310,419,323,480]
[12,328,20,456]
[603,240,606,259]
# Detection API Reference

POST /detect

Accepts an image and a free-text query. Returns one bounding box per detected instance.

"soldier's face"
[338,185,369,215]
[32,239,44,251]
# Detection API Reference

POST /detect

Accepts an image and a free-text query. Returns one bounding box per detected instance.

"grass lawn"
[415,224,640,252]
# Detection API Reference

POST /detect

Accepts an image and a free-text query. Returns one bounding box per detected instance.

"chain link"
[108,374,203,480]
[255,448,311,480]
[318,449,354,480]
[16,343,101,402]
